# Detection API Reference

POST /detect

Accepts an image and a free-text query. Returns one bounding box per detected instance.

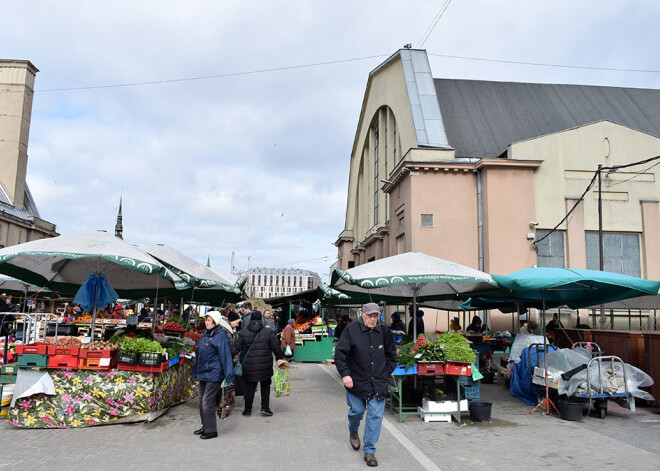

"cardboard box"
[422,398,468,413]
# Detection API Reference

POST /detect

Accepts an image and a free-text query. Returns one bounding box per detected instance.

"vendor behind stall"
[466,315,487,333]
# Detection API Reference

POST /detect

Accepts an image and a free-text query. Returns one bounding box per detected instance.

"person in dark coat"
[334,303,397,468]
[389,312,406,334]
[466,315,486,333]
[407,306,425,337]
[232,311,285,417]
[334,314,350,340]
[192,310,234,440]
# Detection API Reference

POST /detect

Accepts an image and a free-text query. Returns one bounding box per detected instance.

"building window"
[586,232,641,276]
[276,276,279,287]
[397,234,405,254]
[251,275,255,286]
[288,276,291,287]
[293,277,297,287]
[374,122,380,225]
[421,214,434,227]
[393,123,399,162]
[536,230,565,268]
[270,276,273,286]
[299,276,303,287]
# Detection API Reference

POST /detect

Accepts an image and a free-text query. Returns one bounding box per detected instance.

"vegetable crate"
[47,346,80,357]
[47,354,79,369]
[168,355,180,368]
[17,354,48,368]
[417,362,445,375]
[118,361,167,373]
[117,352,139,364]
[78,356,117,370]
[461,382,480,401]
[15,343,48,355]
[79,349,115,359]
[0,374,17,384]
[444,361,472,376]
[1,363,18,375]
[138,352,164,366]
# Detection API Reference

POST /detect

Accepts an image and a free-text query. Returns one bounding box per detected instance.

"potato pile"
[54,338,83,348]
[81,340,118,351]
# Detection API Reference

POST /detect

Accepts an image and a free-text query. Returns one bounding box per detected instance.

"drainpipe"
[476,169,486,327]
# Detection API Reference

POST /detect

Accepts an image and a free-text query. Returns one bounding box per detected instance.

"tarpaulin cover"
[510,344,556,405]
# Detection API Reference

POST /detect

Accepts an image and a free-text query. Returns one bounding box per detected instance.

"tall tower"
[0,60,38,209]
[114,194,123,239]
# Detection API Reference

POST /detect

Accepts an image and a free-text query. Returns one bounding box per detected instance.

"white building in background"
[241,267,322,298]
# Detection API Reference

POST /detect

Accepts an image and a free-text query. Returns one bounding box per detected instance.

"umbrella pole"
[412,286,418,339]
[152,277,160,335]
[531,290,559,416]
[90,284,99,342]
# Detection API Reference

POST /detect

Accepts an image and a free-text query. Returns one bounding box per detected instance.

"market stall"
[265,289,335,362]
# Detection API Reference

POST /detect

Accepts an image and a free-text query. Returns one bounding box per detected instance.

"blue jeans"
[346,390,386,455]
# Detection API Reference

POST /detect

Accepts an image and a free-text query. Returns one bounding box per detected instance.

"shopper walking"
[281,318,296,362]
[262,309,276,331]
[191,310,234,440]
[232,311,286,417]
[334,303,397,467]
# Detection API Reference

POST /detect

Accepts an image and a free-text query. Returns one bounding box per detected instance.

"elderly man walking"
[334,303,397,467]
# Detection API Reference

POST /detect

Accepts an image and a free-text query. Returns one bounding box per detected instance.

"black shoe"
[260,409,273,416]
[350,434,361,450]
[200,432,217,440]
[242,409,251,416]
[193,428,204,435]
[364,453,378,467]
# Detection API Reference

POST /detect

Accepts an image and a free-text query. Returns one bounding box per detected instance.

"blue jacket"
[192,326,235,383]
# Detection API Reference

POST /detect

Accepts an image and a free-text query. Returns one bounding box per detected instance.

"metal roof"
[0,182,39,223]
[434,79,660,158]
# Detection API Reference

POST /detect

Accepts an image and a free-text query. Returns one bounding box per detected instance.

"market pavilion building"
[0,60,58,248]
[335,49,660,332]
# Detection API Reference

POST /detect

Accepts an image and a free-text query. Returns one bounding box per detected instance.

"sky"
[2,0,660,282]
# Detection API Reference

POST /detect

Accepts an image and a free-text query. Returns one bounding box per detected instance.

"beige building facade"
[0,59,58,247]
[336,49,660,332]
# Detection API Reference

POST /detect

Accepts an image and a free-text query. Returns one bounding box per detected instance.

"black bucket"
[481,371,495,384]
[559,400,583,421]
[468,402,492,422]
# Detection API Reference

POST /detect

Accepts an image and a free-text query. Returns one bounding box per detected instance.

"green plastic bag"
[273,368,290,398]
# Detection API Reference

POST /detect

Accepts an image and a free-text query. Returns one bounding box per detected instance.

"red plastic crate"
[15,343,49,355]
[417,362,445,375]
[79,348,115,359]
[47,346,80,357]
[78,356,117,370]
[444,361,472,376]
[118,361,167,373]
[47,354,79,369]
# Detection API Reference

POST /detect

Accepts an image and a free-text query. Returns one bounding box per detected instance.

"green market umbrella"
[331,252,501,337]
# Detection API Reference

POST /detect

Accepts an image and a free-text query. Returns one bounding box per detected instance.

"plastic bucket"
[559,400,583,421]
[468,402,492,422]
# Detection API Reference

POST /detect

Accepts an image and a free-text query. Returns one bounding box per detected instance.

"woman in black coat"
[232,311,285,416]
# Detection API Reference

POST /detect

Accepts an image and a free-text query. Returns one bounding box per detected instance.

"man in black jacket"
[334,303,397,468]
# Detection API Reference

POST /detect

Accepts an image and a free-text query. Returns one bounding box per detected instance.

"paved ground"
[1,363,659,470]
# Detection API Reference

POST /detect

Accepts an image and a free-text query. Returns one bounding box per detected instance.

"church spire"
[115,193,123,239]
[206,255,211,267]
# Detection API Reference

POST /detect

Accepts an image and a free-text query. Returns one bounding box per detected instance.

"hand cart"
[570,355,634,419]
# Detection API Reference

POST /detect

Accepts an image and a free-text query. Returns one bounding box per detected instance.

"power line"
[417,0,452,49]
[428,53,660,74]
[32,54,390,93]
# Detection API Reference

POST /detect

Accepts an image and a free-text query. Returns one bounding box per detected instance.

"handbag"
[234,331,260,377]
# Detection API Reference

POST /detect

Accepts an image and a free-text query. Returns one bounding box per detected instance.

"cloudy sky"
[3,1,660,281]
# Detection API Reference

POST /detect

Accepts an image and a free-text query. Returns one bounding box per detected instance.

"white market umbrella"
[0,231,189,336]
[331,252,501,337]
[142,244,243,304]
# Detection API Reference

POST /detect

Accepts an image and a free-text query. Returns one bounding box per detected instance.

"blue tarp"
[510,345,556,405]
[73,274,118,311]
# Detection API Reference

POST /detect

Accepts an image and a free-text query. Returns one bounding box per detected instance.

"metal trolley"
[571,354,634,419]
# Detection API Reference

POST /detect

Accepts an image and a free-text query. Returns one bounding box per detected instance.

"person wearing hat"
[192,310,235,440]
[449,317,461,332]
[407,305,425,337]
[334,302,397,468]
[389,312,406,334]
[232,311,287,417]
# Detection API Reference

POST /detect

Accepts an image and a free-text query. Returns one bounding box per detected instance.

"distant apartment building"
[241,268,322,298]
[0,60,58,247]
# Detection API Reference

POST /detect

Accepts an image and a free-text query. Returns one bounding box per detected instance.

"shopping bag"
[217,381,235,420]
[273,368,291,398]
[285,345,292,356]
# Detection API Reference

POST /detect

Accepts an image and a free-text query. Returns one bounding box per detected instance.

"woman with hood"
[232,311,286,417]
[192,310,234,440]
